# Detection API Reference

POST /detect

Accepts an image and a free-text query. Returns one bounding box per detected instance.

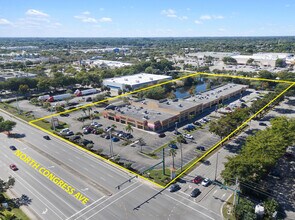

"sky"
[0,0,294,37]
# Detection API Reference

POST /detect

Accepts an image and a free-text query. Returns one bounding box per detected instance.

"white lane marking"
[221,193,226,198]
[23,170,79,212]
[10,173,65,219]
[68,182,139,220]
[107,174,113,178]
[213,190,217,195]
[165,194,215,220]
[174,190,222,217]
[65,196,106,220]
[100,177,106,181]
[84,167,89,171]
[86,184,143,220]
[68,158,73,162]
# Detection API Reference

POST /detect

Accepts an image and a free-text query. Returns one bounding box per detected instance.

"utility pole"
[162,148,165,175]
[180,143,183,171]
[16,92,20,114]
[233,177,239,207]
[214,151,219,181]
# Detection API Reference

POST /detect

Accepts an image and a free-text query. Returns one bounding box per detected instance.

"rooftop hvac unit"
[139,76,142,78]
[124,78,128,81]
[179,104,182,107]
[149,77,153,80]
[166,101,170,105]
[136,80,140,83]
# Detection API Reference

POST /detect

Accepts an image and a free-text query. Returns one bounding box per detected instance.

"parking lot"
[34,88,264,173]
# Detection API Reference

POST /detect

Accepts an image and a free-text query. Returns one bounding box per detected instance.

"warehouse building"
[103,83,248,131]
[102,73,172,90]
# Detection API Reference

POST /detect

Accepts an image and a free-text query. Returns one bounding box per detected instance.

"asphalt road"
[0,110,224,220]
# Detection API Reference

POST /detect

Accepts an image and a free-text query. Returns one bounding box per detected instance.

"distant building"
[103,73,172,90]
[232,53,293,67]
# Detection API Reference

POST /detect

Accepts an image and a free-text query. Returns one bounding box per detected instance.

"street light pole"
[214,151,220,181]
[108,128,114,158]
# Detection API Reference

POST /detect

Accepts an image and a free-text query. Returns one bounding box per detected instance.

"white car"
[201,178,211,187]
[184,134,194,139]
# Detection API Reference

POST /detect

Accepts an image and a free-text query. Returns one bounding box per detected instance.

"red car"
[10,164,18,171]
[193,176,203,184]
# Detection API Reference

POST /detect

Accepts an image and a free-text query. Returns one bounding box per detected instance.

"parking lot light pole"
[214,151,220,181]
[107,128,114,158]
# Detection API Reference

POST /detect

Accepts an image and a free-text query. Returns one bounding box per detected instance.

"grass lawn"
[0,103,34,122]
[34,119,69,132]
[222,193,236,220]
[2,193,30,220]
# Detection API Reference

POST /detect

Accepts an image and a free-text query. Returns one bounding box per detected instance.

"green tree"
[0,211,18,220]
[176,135,185,171]
[55,106,65,113]
[234,197,255,220]
[0,120,17,134]
[275,58,285,67]
[169,144,177,169]
[264,198,279,219]
[125,124,133,134]
[222,57,237,65]
[5,176,15,189]
[18,84,29,94]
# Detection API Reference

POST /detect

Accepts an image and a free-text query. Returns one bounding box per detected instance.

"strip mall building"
[103,83,248,132]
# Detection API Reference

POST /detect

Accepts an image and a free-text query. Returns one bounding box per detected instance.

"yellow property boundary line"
[27,73,294,188]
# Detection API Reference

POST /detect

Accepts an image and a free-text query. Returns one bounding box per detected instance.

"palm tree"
[125,124,133,134]
[176,135,185,171]
[169,148,177,169]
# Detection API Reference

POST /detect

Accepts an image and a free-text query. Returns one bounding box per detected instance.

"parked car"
[10,164,18,171]
[112,137,120,142]
[158,133,166,138]
[184,133,194,139]
[193,121,202,126]
[9,145,17,150]
[196,146,206,151]
[268,170,282,180]
[169,143,178,149]
[184,124,195,131]
[86,97,92,102]
[190,188,201,197]
[193,176,203,184]
[169,184,181,192]
[66,131,74,136]
[105,135,111,139]
[203,117,211,122]
[43,135,51,140]
[201,178,211,187]
[174,131,181,135]
[259,122,267,126]
[69,135,81,141]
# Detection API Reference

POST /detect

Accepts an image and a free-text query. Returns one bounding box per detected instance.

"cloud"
[200,15,224,20]
[194,20,203,24]
[200,15,212,20]
[0,18,12,25]
[161,9,188,20]
[75,12,112,23]
[26,9,49,17]
[218,28,226,32]
[161,9,177,18]
[99,17,112,22]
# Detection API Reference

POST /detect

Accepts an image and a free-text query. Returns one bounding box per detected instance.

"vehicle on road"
[201,178,211,187]
[10,164,18,171]
[193,176,203,184]
[169,184,181,192]
[159,133,166,138]
[43,135,51,140]
[9,145,17,150]
[196,146,206,151]
[190,188,201,197]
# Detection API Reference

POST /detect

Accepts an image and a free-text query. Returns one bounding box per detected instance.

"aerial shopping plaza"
[103,83,248,131]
